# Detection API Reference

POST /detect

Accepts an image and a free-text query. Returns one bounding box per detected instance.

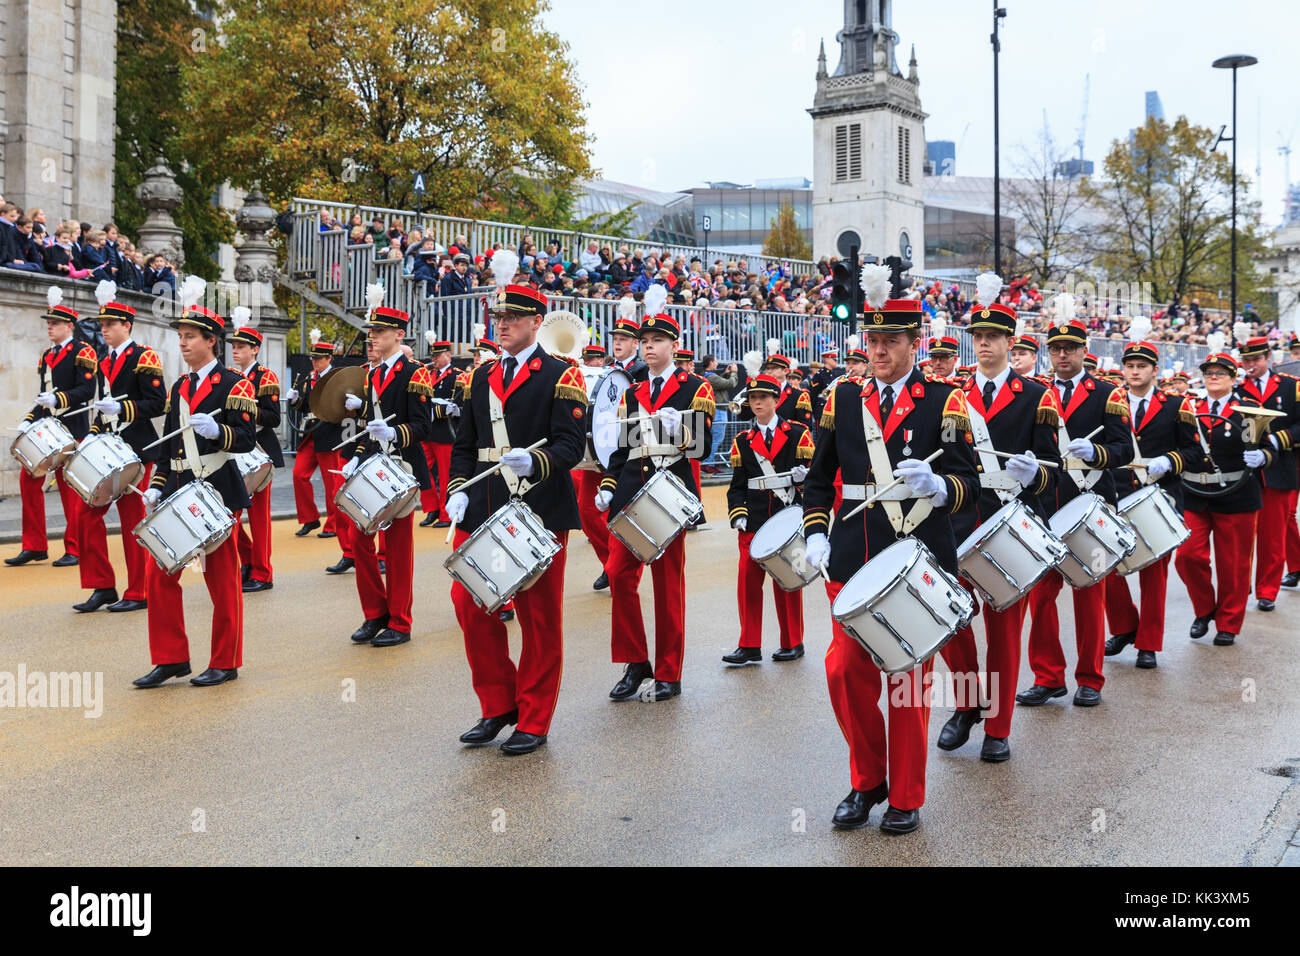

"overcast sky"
[547,0,1300,226]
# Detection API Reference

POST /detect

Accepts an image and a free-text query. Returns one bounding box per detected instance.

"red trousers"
[79,465,151,600]
[353,512,414,632]
[292,440,344,534]
[1104,555,1171,652]
[608,531,686,682]
[1026,572,1107,690]
[235,484,274,583]
[1175,509,1256,635]
[690,458,701,493]
[574,469,610,568]
[1254,486,1291,601]
[419,441,453,520]
[939,595,1027,738]
[1287,488,1300,573]
[452,529,568,735]
[824,580,933,810]
[736,531,803,649]
[146,532,243,668]
[19,467,81,554]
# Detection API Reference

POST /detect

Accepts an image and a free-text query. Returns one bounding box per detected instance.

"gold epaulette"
[1105,387,1130,419]
[408,366,434,397]
[257,368,280,397]
[941,386,970,431]
[136,348,163,373]
[795,390,812,413]
[555,365,590,404]
[691,380,716,417]
[1036,386,1062,426]
[729,437,742,468]
[225,377,257,413]
[820,384,838,431]
[795,429,816,461]
[75,344,98,371]
[1178,396,1197,425]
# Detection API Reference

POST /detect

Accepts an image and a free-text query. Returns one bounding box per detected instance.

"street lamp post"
[991,3,1007,276]
[1212,54,1258,322]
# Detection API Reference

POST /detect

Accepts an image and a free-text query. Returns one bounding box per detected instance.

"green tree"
[761,200,812,260]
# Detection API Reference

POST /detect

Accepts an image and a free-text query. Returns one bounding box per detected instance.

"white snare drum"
[749,505,820,591]
[444,500,561,613]
[334,452,420,535]
[234,447,273,496]
[1116,485,1188,574]
[10,417,77,477]
[606,468,702,563]
[1049,492,1137,588]
[62,432,145,508]
[133,480,234,575]
[832,538,974,675]
[957,499,1066,611]
[590,368,630,469]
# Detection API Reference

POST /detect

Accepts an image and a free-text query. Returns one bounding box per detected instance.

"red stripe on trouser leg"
[145,532,243,668]
[1254,486,1289,601]
[1175,510,1215,620]
[939,577,982,711]
[420,442,440,514]
[1176,509,1256,635]
[78,465,152,594]
[982,597,1027,738]
[1286,488,1300,572]
[737,531,766,647]
[56,472,82,555]
[606,532,686,681]
[353,512,413,632]
[19,468,48,551]
[824,580,932,810]
[574,470,610,567]
[292,439,321,524]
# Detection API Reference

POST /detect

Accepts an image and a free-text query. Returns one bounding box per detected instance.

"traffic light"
[883,255,913,299]
[830,247,862,324]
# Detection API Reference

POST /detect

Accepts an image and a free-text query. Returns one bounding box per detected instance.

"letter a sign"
[413,173,426,194]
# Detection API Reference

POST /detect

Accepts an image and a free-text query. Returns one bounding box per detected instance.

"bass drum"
[590,368,631,469]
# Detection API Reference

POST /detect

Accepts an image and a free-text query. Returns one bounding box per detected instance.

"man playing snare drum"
[802,277,979,835]
[229,312,283,595]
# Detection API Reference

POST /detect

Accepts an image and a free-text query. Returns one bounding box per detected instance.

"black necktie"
[1135,398,1147,426]
[765,426,773,447]
[187,371,199,397]
[982,380,996,411]
[502,356,517,388]
[1057,379,1074,408]
[651,376,663,406]
[880,384,894,419]
[1211,399,1221,418]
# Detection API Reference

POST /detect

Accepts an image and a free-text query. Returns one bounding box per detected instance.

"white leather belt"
[477,448,504,463]
[748,475,793,491]
[629,444,681,460]
[1185,470,1245,486]
[840,483,915,502]
[171,453,229,474]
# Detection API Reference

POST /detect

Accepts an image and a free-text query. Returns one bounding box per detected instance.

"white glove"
[366,419,395,443]
[448,404,462,417]
[894,457,944,498]
[732,517,747,531]
[791,464,809,483]
[143,488,161,512]
[500,447,535,478]
[446,491,468,523]
[35,392,57,409]
[1146,455,1172,480]
[1244,448,1267,469]
[286,388,300,403]
[16,419,33,433]
[1005,451,1040,488]
[594,489,613,513]
[341,456,360,478]
[804,532,831,570]
[93,398,121,416]
[189,412,219,439]
[344,392,364,411]
[1066,437,1095,462]
[657,405,683,439]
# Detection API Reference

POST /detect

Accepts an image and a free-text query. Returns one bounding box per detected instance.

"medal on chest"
[902,429,913,456]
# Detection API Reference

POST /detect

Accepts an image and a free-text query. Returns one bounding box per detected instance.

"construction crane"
[1076,73,1090,163]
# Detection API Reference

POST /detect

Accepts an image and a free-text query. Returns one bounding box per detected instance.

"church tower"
[809,0,926,269]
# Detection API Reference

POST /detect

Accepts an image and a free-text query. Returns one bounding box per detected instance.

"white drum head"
[1049,492,1101,536]
[591,368,631,468]
[749,506,803,560]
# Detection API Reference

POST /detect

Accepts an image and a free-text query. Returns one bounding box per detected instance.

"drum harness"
[481,384,537,499]
[966,400,1023,505]
[840,395,933,536]
[745,426,796,507]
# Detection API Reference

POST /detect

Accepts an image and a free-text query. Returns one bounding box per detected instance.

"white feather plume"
[930,311,946,339]
[617,295,638,320]
[365,282,385,314]
[1174,360,1184,374]
[1127,314,1152,342]
[1054,292,1076,321]
[975,272,1003,306]
[742,350,764,376]
[1014,317,1026,337]
[472,322,486,341]
[766,337,782,357]
[179,275,206,310]
[424,330,437,346]
[846,334,860,351]
[1232,320,1251,344]
[643,283,667,317]
[1206,330,1227,354]
[47,285,63,309]
[231,306,252,330]
[95,280,117,308]
[859,263,890,309]
[488,250,518,284]
[309,327,322,346]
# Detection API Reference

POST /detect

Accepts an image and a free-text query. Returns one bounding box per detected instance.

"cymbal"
[1230,403,1286,418]
[310,365,367,423]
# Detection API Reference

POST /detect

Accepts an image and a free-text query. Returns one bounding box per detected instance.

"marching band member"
[1237,337,1300,611]
[607,299,649,381]
[445,281,588,754]
[6,289,96,568]
[1019,311,1134,709]
[722,373,815,664]
[287,336,344,545]
[1174,352,1273,646]
[598,311,715,702]
[576,342,612,590]
[935,275,1062,762]
[808,347,844,424]
[802,268,979,834]
[843,341,870,381]
[674,348,695,373]
[74,299,166,612]
[418,338,459,529]
[1103,341,1200,668]
[926,335,960,380]
[134,300,257,688]
[229,309,283,594]
[339,307,433,647]
[1009,334,1040,377]
[763,353,815,430]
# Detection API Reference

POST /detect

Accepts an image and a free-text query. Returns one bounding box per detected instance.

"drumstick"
[841,449,944,520]
[56,394,127,418]
[329,414,397,452]
[979,448,1060,469]
[143,409,223,452]
[445,439,549,544]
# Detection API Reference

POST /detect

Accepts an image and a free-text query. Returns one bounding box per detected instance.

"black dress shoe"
[592,571,610,591]
[132,662,191,688]
[1257,598,1275,612]
[4,549,48,566]
[1016,684,1067,706]
[459,709,518,745]
[1282,571,1300,589]
[1136,649,1158,669]
[609,661,653,700]
[106,598,147,612]
[651,680,681,701]
[1213,631,1236,646]
[1073,686,1102,706]
[370,628,410,647]
[432,519,451,529]
[73,588,118,613]
[294,520,321,537]
[880,805,921,835]
[419,512,437,527]
[326,557,355,574]
[317,530,337,539]
[500,730,547,755]
[241,564,251,583]
[722,646,762,665]
[1189,614,1214,638]
[980,735,1011,763]
[831,782,889,830]
[51,553,78,567]
[350,616,389,643]
[936,708,982,751]
[498,606,514,622]
[191,667,238,686]
[772,644,805,662]
[1104,631,1136,656]
[242,579,273,593]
